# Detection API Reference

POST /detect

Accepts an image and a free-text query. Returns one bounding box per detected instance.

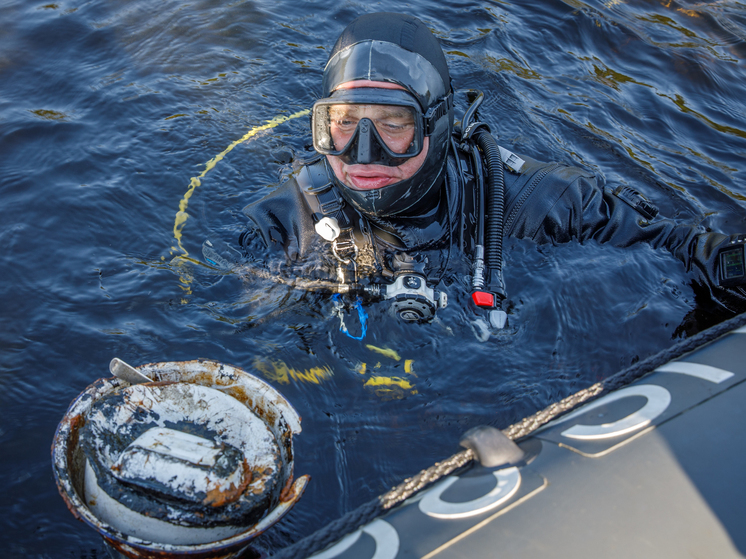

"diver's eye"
[333,117,358,132]
[378,120,413,134]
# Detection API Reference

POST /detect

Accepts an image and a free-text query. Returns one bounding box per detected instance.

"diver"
[219,12,746,331]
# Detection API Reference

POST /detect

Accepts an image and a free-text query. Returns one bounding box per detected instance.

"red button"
[472,291,495,307]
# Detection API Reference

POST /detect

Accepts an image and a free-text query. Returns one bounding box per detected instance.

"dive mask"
[312,88,449,167]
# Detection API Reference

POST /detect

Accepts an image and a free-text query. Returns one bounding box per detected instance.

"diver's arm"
[240,177,316,262]
[508,163,746,309]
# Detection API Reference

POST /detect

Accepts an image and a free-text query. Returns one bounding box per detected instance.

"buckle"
[424,93,453,136]
[332,229,358,264]
[320,198,343,214]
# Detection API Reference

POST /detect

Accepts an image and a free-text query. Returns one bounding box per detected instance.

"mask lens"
[312,92,423,166]
[327,104,416,155]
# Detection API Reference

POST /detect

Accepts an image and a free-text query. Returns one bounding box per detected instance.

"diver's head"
[311,13,453,218]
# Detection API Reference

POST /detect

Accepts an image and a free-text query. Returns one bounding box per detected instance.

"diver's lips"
[346,167,400,190]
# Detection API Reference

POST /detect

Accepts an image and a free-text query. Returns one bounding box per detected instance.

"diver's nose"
[354,119,374,164]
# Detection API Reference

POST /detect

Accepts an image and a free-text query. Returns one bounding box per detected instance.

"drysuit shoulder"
[240,172,317,261]
[502,156,596,240]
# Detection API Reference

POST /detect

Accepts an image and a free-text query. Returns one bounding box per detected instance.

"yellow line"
[363,376,414,389]
[170,109,310,257]
[365,344,401,361]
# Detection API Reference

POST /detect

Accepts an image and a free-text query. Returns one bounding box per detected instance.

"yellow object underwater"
[364,376,418,399]
[365,344,401,361]
[252,358,333,385]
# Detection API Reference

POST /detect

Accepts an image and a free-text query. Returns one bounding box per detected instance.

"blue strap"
[332,294,368,341]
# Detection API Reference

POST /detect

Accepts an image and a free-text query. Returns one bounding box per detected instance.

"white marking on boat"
[419,468,521,519]
[655,362,734,384]
[558,385,671,440]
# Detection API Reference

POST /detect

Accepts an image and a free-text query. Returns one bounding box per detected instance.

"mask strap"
[424,92,453,135]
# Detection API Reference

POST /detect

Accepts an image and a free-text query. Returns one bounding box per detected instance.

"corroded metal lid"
[52,359,309,558]
[80,382,281,535]
[110,427,248,506]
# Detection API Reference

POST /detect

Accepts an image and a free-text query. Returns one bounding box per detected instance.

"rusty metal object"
[52,359,309,559]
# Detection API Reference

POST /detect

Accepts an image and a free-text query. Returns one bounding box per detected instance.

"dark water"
[2,0,745,556]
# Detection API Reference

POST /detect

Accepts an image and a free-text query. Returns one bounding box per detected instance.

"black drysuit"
[239,144,746,313]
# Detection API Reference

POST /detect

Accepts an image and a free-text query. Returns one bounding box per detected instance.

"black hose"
[473,128,506,300]
[461,89,484,130]
[450,137,466,252]
[471,143,485,250]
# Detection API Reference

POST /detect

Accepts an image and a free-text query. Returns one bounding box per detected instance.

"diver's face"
[325,80,429,191]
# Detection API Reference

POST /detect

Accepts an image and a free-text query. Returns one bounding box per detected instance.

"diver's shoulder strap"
[296,160,353,230]
[296,160,401,261]
[296,160,368,267]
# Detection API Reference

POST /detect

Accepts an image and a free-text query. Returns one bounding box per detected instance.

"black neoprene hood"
[323,13,452,105]
[321,13,454,218]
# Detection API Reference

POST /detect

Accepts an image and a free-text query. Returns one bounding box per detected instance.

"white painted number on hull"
[308,519,399,559]
[655,362,734,384]
[419,467,521,519]
[558,385,672,440]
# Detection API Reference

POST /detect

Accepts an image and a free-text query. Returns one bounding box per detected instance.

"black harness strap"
[296,160,362,267]
[296,160,352,229]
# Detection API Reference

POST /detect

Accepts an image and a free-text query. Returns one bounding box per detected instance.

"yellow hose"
[170,109,310,258]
